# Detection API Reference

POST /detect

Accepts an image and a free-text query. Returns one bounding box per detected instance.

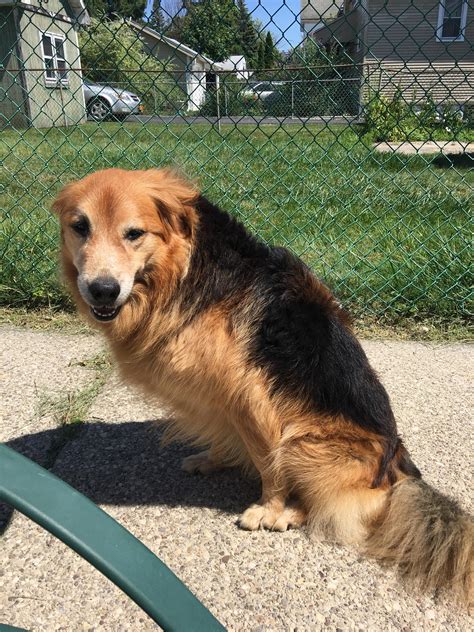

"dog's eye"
[125,229,145,241]
[71,219,89,238]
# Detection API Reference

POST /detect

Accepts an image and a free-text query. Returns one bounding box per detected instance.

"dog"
[53,167,472,606]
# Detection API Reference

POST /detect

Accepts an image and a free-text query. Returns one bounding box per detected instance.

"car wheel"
[87,97,111,122]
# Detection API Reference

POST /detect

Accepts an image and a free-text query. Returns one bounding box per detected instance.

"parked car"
[83,83,143,121]
[243,82,284,101]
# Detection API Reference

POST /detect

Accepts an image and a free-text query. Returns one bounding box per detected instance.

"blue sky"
[145,1,303,51]
[246,1,302,50]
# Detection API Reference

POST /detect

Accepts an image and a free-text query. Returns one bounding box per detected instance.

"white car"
[243,82,284,101]
[83,83,143,121]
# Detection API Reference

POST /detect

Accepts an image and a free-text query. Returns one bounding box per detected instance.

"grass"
[1,305,471,341]
[0,305,93,334]
[36,351,112,468]
[1,122,472,321]
[38,352,112,426]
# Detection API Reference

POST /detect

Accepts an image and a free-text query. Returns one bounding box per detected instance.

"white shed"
[220,55,251,81]
[128,21,223,112]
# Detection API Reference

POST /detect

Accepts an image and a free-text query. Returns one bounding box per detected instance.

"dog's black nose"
[88,277,120,305]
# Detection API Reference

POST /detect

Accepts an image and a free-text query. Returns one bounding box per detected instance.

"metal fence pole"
[216,75,221,133]
[291,81,295,119]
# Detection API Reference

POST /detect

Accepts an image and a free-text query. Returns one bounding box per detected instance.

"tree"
[287,38,353,80]
[265,39,359,117]
[180,0,240,61]
[162,2,189,41]
[256,39,265,72]
[263,31,275,69]
[148,0,165,30]
[85,0,146,21]
[236,0,259,68]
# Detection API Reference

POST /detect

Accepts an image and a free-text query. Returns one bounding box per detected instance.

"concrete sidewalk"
[0,326,472,631]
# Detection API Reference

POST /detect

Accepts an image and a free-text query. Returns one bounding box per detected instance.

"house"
[301,1,474,108]
[220,55,250,81]
[128,21,224,112]
[0,0,89,128]
[300,0,342,35]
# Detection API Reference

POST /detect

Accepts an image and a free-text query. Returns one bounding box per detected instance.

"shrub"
[364,90,471,142]
[265,80,360,117]
[363,90,414,142]
[464,103,474,129]
[199,79,263,116]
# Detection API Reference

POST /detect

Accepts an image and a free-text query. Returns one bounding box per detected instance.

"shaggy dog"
[53,168,472,606]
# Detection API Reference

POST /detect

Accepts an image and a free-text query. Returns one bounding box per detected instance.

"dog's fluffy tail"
[365,478,473,606]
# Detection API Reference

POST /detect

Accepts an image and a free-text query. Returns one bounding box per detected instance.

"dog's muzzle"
[90,305,121,321]
[87,276,122,322]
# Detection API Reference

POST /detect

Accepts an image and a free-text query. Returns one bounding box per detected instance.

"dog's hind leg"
[277,433,388,544]
[238,461,307,531]
[181,450,228,475]
[181,427,251,474]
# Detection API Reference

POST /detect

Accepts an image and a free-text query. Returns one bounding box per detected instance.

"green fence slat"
[0,444,226,632]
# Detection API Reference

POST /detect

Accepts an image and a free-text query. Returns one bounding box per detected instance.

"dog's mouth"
[90,305,122,322]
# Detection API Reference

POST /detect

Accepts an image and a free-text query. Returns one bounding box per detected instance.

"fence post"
[216,75,221,133]
[59,79,68,127]
[291,81,295,119]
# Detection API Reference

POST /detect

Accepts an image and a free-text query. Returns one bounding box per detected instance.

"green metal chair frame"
[0,444,225,632]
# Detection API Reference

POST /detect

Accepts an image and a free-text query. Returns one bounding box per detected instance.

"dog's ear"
[145,169,198,241]
[51,181,77,216]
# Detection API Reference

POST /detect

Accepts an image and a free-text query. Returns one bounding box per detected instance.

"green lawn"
[0,122,472,321]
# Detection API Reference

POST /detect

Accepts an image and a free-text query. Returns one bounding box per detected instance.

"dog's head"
[52,168,198,325]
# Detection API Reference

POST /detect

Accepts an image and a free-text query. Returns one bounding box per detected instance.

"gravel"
[0,328,472,631]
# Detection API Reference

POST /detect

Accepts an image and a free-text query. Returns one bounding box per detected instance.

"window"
[41,33,68,86]
[437,0,468,41]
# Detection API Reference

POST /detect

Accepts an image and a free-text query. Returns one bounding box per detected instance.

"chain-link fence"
[1,1,472,321]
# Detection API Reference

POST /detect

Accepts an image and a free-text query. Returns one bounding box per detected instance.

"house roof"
[69,0,90,25]
[127,20,224,70]
[309,7,361,45]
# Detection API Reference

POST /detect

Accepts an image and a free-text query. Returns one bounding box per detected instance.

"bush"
[464,103,474,129]
[199,80,263,116]
[266,39,360,118]
[265,80,360,117]
[364,90,471,142]
[363,90,414,142]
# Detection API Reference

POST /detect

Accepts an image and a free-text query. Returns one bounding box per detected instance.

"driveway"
[126,114,363,126]
[0,327,472,630]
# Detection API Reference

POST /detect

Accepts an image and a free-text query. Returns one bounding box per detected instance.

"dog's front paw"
[239,502,306,532]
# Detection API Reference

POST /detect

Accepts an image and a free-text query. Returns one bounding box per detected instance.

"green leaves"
[84,0,147,21]
[180,0,240,61]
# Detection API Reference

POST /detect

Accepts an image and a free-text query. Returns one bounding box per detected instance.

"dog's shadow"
[1,420,260,533]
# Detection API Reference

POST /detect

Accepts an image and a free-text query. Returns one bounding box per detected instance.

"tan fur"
[53,168,473,607]
[366,480,473,607]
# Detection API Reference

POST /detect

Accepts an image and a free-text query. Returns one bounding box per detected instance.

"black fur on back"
[178,195,272,315]
[178,196,410,485]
